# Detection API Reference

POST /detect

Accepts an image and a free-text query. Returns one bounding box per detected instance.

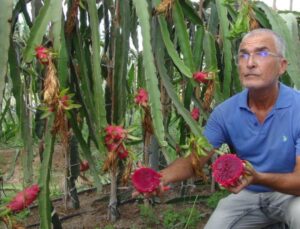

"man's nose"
[246,54,257,68]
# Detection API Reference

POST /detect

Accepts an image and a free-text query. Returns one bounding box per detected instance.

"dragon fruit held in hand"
[212,154,247,188]
[131,167,161,193]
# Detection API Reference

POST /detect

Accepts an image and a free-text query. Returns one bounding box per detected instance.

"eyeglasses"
[236,50,282,63]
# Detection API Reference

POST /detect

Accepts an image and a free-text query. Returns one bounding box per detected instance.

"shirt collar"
[238,82,292,110]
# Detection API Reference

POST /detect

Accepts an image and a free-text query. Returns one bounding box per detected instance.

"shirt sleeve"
[296,134,300,156]
[203,107,227,149]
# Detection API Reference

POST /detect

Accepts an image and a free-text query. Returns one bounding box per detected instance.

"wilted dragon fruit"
[212,154,249,188]
[131,167,162,193]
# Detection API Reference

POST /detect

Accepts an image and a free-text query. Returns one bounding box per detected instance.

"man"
[159,29,300,228]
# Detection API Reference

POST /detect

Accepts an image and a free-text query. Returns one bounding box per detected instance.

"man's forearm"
[160,156,195,185]
[160,150,215,185]
[255,172,300,196]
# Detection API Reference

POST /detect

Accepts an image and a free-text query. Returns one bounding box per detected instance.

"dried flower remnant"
[43,59,60,107]
[153,0,173,16]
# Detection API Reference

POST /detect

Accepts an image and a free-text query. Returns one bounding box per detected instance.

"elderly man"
[159,28,300,228]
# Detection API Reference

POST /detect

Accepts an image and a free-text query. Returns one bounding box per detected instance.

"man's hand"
[132,182,169,198]
[226,165,257,194]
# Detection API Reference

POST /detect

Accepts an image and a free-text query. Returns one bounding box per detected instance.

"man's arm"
[160,150,215,185]
[253,156,300,196]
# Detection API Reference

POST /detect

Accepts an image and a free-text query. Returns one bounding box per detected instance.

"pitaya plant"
[212,154,248,188]
[131,167,161,193]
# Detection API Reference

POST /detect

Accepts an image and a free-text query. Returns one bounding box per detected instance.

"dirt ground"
[0,147,214,229]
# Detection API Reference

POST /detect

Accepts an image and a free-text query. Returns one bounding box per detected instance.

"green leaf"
[158,17,193,78]
[69,112,103,192]
[154,22,203,137]
[0,1,13,103]
[132,0,167,147]
[192,26,205,70]
[23,0,58,63]
[57,23,69,88]
[172,0,195,71]
[38,114,56,229]
[203,31,223,104]
[179,0,203,26]
[112,0,130,124]
[227,2,250,39]
[64,104,82,110]
[40,111,53,119]
[86,0,107,130]
[215,0,233,99]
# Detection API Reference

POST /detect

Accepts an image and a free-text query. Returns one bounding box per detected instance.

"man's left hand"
[226,165,258,194]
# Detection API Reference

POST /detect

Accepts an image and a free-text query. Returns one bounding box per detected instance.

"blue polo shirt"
[204,83,300,192]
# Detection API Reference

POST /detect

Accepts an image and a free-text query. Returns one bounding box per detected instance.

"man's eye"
[257,51,269,57]
[239,53,250,59]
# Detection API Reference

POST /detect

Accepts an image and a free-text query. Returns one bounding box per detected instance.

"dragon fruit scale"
[212,154,247,188]
[131,167,161,193]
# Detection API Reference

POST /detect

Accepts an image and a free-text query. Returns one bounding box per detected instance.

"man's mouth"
[244,73,259,77]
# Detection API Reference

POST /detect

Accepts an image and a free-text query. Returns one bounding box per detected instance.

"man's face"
[237,32,287,90]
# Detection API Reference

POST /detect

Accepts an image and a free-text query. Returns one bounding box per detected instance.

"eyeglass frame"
[235,50,282,64]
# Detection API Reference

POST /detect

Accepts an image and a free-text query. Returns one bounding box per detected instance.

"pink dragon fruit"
[212,154,246,188]
[35,46,49,65]
[131,167,161,193]
[192,71,209,84]
[7,184,40,212]
[191,107,200,121]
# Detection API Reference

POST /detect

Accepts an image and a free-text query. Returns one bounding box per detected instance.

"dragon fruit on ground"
[131,167,161,193]
[212,154,247,188]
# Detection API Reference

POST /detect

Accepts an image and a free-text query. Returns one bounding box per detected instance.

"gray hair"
[241,28,286,57]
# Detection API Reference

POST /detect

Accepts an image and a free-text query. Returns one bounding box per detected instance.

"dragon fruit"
[134,88,148,107]
[131,167,161,193]
[80,160,89,172]
[35,46,49,65]
[192,71,209,84]
[191,107,200,121]
[212,154,246,188]
[7,184,40,212]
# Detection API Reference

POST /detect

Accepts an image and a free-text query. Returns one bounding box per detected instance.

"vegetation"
[0,0,300,227]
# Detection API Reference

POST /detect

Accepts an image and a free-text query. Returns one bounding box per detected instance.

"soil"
[0,146,214,229]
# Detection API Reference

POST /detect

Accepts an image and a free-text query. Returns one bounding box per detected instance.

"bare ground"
[0,147,213,229]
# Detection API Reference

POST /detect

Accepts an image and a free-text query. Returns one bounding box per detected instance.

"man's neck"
[248,83,279,109]
[247,83,279,123]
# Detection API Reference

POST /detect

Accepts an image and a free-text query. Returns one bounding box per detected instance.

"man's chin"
[242,81,259,89]
[241,82,260,89]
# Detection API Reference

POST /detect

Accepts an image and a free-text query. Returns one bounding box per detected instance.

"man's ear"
[279,58,288,75]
